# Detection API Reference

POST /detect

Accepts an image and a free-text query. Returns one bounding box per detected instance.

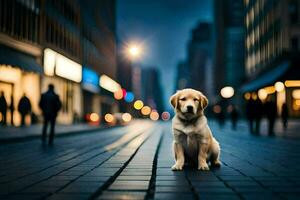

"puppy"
[170,88,221,170]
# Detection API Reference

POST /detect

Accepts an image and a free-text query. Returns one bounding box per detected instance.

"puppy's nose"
[187,106,193,113]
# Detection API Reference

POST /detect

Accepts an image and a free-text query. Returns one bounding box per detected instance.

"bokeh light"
[244,92,251,100]
[122,113,132,123]
[114,89,123,100]
[90,113,99,122]
[258,89,268,100]
[122,89,127,98]
[124,92,134,102]
[251,92,258,100]
[161,111,170,121]
[150,111,159,121]
[213,105,221,114]
[104,113,114,123]
[274,81,284,92]
[220,86,234,98]
[99,75,121,93]
[133,100,144,110]
[141,106,151,115]
[292,89,300,99]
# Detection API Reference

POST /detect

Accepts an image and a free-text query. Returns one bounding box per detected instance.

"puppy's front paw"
[198,163,209,171]
[172,163,183,171]
[212,160,221,168]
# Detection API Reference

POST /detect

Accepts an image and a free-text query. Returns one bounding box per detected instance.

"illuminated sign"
[82,67,100,93]
[99,75,121,93]
[43,48,82,82]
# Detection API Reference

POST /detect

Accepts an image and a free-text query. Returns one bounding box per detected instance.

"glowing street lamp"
[129,46,140,57]
[125,42,144,60]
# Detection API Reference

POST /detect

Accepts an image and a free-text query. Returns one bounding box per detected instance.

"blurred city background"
[1,1,300,200]
[0,0,300,136]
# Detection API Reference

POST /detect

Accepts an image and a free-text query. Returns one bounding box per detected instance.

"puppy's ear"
[170,92,179,109]
[199,93,208,110]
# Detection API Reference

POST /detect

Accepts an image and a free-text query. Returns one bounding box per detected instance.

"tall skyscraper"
[214,0,245,93]
[141,68,164,114]
[187,22,215,100]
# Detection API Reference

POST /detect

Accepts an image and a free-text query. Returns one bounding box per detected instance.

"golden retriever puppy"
[170,88,221,170]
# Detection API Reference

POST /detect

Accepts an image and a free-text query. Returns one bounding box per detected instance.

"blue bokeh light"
[124,92,134,102]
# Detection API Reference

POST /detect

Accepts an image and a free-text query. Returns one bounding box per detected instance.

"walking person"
[254,98,263,135]
[216,106,225,128]
[0,91,7,126]
[9,95,14,126]
[18,94,32,126]
[265,98,277,136]
[39,84,62,145]
[230,105,239,130]
[246,98,255,134]
[281,103,288,131]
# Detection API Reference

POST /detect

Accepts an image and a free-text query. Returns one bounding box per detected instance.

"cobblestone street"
[1,120,300,200]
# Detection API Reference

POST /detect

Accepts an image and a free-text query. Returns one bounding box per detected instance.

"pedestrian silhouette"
[39,84,62,145]
[265,98,277,136]
[254,98,263,134]
[0,91,7,126]
[18,94,32,126]
[230,105,239,130]
[246,98,255,134]
[281,103,288,131]
[217,107,225,128]
[9,95,14,126]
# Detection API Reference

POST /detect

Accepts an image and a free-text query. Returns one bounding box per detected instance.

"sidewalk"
[210,119,300,139]
[0,123,104,143]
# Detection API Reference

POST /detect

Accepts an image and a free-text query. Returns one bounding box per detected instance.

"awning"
[240,62,290,92]
[0,45,43,74]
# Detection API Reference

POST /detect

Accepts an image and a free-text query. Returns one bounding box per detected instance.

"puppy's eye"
[194,98,199,101]
[180,98,186,101]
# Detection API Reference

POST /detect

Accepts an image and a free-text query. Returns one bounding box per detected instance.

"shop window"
[62,81,73,114]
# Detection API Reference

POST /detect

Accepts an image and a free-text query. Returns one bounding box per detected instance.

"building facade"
[0,0,117,125]
[141,67,164,114]
[187,22,215,101]
[242,0,300,117]
[175,61,190,90]
[214,0,245,92]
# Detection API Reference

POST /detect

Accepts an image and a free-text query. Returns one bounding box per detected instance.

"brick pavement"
[0,123,103,143]
[1,120,300,200]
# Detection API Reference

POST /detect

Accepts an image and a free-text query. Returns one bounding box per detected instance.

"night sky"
[117,0,213,108]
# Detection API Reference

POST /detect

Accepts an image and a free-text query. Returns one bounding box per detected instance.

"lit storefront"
[241,61,300,117]
[82,67,101,121]
[0,45,42,126]
[42,48,82,124]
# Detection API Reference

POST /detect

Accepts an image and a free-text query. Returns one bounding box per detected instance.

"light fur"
[170,88,221,171]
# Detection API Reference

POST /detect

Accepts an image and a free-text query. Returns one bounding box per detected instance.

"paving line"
[91,126,163,200]
[145,130,164,200]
